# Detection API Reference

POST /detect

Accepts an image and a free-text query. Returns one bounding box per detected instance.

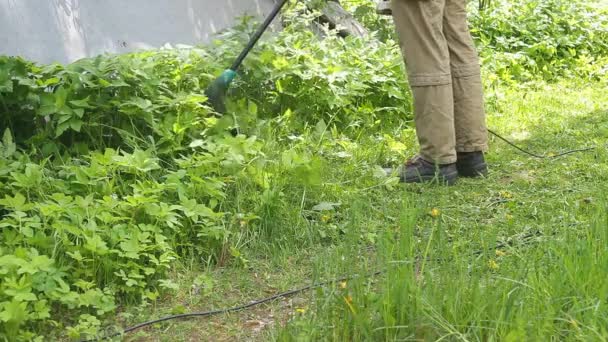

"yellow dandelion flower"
[295,307,307,314]
[430,208,441,218]
[344,295,356,314]
[500,191,513,199]
[488,259,500,270]
[339,281,347,289]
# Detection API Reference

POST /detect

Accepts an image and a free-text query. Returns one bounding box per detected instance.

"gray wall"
[0,0,276,64]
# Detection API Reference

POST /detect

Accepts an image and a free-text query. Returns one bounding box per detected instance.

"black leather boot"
[456,152,488,178]
[388,156,459,185]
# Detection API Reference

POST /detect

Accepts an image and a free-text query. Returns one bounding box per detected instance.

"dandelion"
[500,191,513,199]
[295,307,307,314]
[339,281,347,289]
[488,259,500,270]
[343,295,356,314]
[430,208,441,218]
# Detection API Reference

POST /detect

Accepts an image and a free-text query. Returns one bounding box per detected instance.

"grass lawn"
[108,78,608,341]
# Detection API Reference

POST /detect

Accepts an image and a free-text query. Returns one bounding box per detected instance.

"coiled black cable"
[488,129,598,158]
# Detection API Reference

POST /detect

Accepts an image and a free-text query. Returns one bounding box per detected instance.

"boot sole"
[459,170,488,178]
[404,173,458,186]
[457,164,488,178]
[384,168,459,186]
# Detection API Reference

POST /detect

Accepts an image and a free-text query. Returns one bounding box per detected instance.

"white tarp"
[0,0,276,64]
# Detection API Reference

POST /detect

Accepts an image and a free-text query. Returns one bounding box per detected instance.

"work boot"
[387,156,459,185]
[376,0,392,16]
[456,152,488,178]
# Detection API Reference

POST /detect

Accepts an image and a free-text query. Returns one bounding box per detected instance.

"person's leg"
[391,0,456,166]
[390,0,458,184]
[443,0,489,176]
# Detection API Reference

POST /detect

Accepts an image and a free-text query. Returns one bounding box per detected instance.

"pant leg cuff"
[456,145,489,153]
[420,153,457,165]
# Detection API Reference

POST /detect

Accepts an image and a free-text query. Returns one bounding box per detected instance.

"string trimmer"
[205,0,290,113]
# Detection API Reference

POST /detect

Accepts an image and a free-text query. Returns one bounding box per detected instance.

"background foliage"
[340,0,608,82]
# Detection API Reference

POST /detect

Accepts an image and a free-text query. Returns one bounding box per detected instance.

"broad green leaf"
[0,300,28,324]
[312,202,341,212]
[32,300,51,320]
[58,114,72,124]
[73,108,85,118]
[158,279,179,291]
[70,119,83,132]
[69,97,93,108]
[119,238,141,259]
[0,193,33,211]
[39,77,60,87]
[55,121,70,137]
[84,234,109,255]
[314,119,327,138]
[2,128,13,146]
[54,86,69,108]
[0,255,25,273]
[4,286,37,302]
[0,69,13,92]
[17,255,54,275]
[37,93,57,116]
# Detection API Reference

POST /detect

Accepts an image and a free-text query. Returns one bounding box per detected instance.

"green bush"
[223,10,412,134]
[0,50,216,154]
[0,49,263,340]
[0,131,265,340]
[340,0,608,82]
[0,11,411,338]
[471,0,608,82]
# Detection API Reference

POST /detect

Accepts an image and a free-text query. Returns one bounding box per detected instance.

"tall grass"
[277,199,608,341]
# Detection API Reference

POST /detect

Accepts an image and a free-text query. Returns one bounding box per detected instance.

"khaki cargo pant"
[391,0,488,164]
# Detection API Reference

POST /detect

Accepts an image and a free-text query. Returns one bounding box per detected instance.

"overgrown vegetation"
[472,0,608,82]
[341,0,608,82]
[274,78,608,341]
[0,0,607,340]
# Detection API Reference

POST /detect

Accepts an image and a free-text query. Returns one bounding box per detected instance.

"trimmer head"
[204,69,237,114]
[203,0,288,114]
